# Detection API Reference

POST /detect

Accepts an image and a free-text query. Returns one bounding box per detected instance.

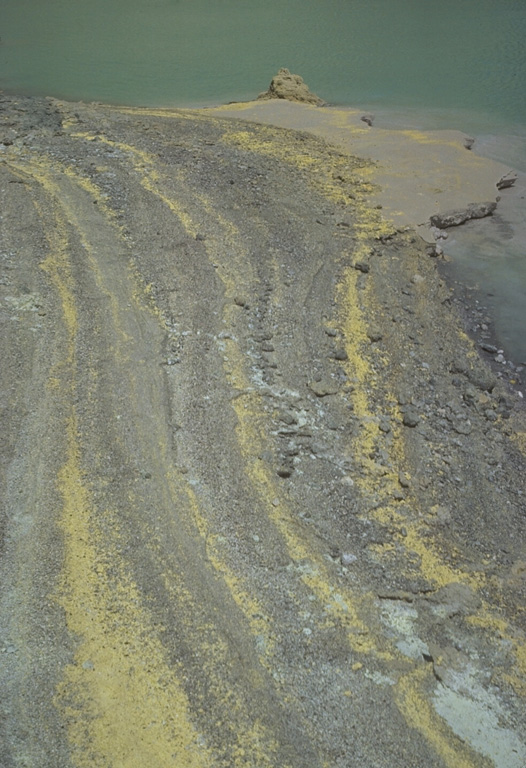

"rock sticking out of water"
[257,68,325,106]
[429,201,497,229]
[496,170,518,190]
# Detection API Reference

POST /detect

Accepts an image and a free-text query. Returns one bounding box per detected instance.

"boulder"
[429,201,497,229]
[361,113,374,127]
[496,170,517,190]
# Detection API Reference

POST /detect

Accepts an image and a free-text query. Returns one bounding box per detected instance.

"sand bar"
[211,99,514,242]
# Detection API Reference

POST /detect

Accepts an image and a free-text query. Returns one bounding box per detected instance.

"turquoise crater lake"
[1,0,525,122]
[1,0,525,362]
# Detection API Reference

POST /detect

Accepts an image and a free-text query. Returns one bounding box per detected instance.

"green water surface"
[1,0,525,122]
[1,0,526,363]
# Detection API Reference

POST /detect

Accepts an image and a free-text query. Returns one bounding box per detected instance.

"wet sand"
[210,99,514,242]
[207,99,526,366]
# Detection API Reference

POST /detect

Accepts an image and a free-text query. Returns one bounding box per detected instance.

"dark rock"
[453,420,472,435]
[480,343,498,354]
[367,328,383,342]
[354,261,370,273]
[402,407,420,428]
[426,244,440,258]
[450,358,468,374]
[467,366,497,392]
[496,171,517,190]
[396,390,412,406]
[378,417,391,434]
[234,295,249,308]
[308,378,339,397]
[278,411,297,426]
[361,114,374,127]
[462,386,477,405]
[429,202,497,229]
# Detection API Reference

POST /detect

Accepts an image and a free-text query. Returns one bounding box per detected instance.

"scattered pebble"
[480,343,498,354]
[354,261,370,273]
[402,407,420,427]
[367,327,383,342]
[308,378,339,397]
[233,295,249,308]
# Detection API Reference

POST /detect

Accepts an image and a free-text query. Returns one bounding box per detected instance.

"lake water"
[1,0,525,362]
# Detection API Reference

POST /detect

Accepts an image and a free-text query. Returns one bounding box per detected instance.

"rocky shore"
[1,89,525,768]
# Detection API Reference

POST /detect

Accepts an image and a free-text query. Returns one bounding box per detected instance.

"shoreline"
[1,89,524,369]
[207,99,516,243]
[210,98,526,370]
[1,91,525,767]
[108,93,526,370]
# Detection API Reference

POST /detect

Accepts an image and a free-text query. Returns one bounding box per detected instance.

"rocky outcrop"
[429,201,497,229]
[257,68,325,106]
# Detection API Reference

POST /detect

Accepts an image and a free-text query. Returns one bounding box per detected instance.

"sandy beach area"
[1,87,525,768]
[211,99,516,241]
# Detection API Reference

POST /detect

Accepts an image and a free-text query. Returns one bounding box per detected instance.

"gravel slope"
[1,94,525,768]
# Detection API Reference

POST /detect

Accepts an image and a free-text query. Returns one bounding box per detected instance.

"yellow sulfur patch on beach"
[210,100,511,242]
[24,161,211,765]
[20,162,209,765]
[55,417,211,768]
[511,430,526,456]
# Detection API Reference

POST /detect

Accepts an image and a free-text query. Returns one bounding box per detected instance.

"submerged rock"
[258,68,325,106]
